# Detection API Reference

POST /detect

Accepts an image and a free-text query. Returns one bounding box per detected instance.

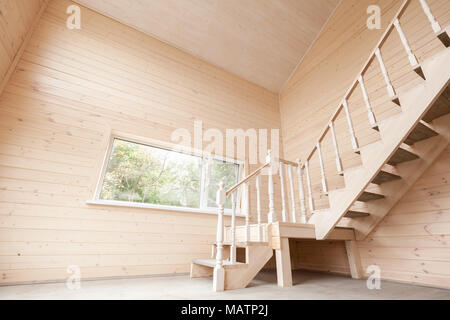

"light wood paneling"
[0,0,46,95]
[73,0,339,92]
[0,0,280,284]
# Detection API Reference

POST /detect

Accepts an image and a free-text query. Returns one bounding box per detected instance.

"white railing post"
[213,181,225,292]
[296,159,307,223]
[393,18,420,69]
[244,181,250,242]
[358,75,377,128]
[342,99,359,152]
[267,150,276,223]
[375,48,398,104]
[279,162,288,222]
[230,191,237,263]
[419,0,441,34]
[287,164,297,223]
[255,174,262,241]
[305,159,314,212]
[329,121,343,174]
[316,143,328,193]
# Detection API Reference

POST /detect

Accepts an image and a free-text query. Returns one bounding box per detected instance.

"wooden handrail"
[301,0,412,168]
[279,158,299,167]
[226,162,270,196]
[226,157,296,196]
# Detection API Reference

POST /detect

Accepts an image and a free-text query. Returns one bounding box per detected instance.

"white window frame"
[87,134,244,217]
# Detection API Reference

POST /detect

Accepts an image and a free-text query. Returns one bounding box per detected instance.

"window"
[96,138,241,211]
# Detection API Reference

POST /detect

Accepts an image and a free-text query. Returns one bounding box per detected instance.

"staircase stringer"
[339,114,450,240]
[224,244,273,290]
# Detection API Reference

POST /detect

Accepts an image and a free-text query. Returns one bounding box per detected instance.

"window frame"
[87,134,244,216]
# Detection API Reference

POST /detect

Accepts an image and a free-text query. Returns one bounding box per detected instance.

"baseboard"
[0,272,189,287]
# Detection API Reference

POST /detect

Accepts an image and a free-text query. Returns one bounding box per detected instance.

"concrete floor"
[0,270,449,300]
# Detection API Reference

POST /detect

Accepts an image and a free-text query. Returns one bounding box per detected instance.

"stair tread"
[404,122,439,145]
[387,148,419,166]
[345,210,370,218]
[192,259,246,268]
[312,209,330,214]
[371,170,401,185]
[313,208,370,219]
[212,241,268,247]
[422,84,450,123]
[357,191,385,202]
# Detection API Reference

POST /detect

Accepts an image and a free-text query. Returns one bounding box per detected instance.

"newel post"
[213,181,226,292]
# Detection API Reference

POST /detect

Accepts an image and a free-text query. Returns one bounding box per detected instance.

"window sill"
[86,199,245,217]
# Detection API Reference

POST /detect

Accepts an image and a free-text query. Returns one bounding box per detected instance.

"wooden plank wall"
[281,0,450,288]
[0,0,281,284]
[0,0,46,94]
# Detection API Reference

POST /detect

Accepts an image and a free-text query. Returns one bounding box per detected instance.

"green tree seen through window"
[100,139,239,210]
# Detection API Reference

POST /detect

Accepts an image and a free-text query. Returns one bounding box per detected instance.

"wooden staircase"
[314,49,450,240]
[190,0,450,291]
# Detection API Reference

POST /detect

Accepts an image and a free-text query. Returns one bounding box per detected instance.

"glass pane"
[207,159,240,209]
[100,139,201,208]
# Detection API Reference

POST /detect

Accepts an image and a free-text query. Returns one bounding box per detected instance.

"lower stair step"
[422,84,450,123]
[357,191,385,202]
[387,148,419,165]
[345,210,370,218]
[371,170,401,185]
[404,122,438,145]
[192,259,246,268]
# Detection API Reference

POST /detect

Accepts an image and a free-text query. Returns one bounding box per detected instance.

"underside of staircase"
[191,222,356,290]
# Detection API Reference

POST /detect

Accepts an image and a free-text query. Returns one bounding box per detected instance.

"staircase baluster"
[317,142,328,194]
[287,164,297,223]
[342,99,359,152]
[358,75,377,128]
[419,0,441,33]
[305,159,315,212]
[329,121,343,174]
[267,150,277,223]
[213,181,225,292]
[255,174,262,241]
[393,19,420,70]
[375,48,398,103]
[244,181,250,242]
[279,162,288,222]
[230,190,237,263]
[296,159,307,223]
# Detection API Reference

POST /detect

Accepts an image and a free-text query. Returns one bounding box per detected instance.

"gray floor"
[0,270,449,300]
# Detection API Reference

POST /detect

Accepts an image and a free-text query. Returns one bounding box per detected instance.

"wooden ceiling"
[74,0,340,92]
